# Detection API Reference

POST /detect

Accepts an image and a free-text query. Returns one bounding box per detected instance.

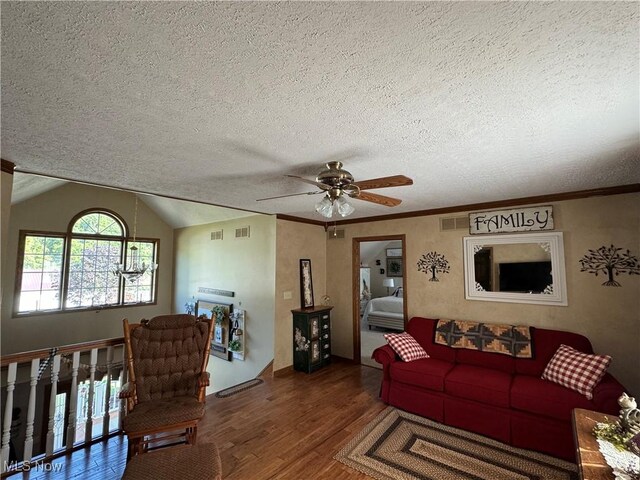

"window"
[18,235,65,312]
[16,210,158,315]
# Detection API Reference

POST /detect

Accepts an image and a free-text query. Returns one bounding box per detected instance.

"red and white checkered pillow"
[384,332,429,362]
[541,344,611,399]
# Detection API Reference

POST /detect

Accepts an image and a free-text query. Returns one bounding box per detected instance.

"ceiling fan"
[257,161,413,218]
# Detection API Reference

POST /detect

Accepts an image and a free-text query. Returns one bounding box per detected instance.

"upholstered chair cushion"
[130,314,210,402]
[122,395,205,433]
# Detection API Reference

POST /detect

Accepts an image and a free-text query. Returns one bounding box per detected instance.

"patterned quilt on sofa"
[434,319,533,358]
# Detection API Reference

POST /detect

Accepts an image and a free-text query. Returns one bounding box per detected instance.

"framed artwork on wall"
[196,300,233,361]
[300,259,314,308]
[386,257,403,277]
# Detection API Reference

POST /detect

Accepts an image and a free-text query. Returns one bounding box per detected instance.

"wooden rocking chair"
[120,314,214,460]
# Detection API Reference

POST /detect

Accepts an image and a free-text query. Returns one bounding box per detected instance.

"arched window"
[15,209,158,314]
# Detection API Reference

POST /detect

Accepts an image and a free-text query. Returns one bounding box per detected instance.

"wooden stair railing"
[0,337,125,475]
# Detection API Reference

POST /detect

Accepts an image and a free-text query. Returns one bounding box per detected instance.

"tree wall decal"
[417,251,450,282]
[579,245,640,287]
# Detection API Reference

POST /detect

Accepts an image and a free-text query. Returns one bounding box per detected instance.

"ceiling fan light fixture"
[315,196,334,218]
[336,196,355,217]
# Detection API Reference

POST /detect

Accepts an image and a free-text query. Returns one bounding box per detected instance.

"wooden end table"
[572,408,616,480]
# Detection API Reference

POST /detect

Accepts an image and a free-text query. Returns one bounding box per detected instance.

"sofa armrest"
[591,373,626,414]
[372,344,397,367]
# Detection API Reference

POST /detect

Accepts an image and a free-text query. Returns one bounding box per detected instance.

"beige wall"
[1,183,174,353]
[274,220,327,372]
[326,193,640,396]
[173,215,276,393]
[1,170,14,306]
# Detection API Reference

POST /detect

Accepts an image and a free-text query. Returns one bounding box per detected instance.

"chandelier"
[113,196,157,282]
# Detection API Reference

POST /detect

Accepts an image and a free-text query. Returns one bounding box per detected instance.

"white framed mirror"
[463,232,568,306]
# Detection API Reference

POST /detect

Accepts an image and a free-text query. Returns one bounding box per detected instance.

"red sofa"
[372,317,625,461]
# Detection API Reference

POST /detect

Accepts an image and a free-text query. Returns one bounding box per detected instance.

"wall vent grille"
[440,216,469,231]
[235,226,250,238]
[211,230,223,240]
[327,228,345,239]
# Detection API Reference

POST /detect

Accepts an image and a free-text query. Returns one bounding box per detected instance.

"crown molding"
[275,214,325,227]
[332,184,640,226]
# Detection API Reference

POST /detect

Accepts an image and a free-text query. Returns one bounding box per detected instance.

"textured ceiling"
[2,2,639,221]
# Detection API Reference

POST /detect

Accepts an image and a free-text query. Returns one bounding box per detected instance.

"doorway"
[352,235,407,366]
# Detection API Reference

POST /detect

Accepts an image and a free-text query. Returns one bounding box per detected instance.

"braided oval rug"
[335,407,578,480]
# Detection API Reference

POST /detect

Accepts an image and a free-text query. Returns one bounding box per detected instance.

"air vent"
[327,228,345,239]
[440,216,470,231]
[211,230,223,240]
[235,226,250,238]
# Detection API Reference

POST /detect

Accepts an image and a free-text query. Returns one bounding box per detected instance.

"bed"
[362,295,405,331]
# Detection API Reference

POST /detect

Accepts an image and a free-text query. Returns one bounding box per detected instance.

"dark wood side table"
[572,408,616,480]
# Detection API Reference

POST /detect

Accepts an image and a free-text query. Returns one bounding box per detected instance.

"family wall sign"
[469,206,554,235]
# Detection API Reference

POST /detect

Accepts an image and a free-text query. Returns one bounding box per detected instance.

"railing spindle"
[1,363,17,473]
[45,354,61,456]
[66,351,80,449]
[23,358,40,464]
[102,346,113,436]
[119,348,127,431]
[84,348,98,444]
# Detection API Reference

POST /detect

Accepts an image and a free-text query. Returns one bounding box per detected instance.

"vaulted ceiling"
[2,2,638,221]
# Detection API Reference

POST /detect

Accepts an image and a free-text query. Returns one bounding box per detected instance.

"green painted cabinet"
[292,306,332,373]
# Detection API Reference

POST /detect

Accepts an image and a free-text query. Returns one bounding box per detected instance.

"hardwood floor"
[11,360,385,479]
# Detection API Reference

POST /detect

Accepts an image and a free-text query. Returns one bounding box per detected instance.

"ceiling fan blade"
[353,191,402,207]
[285,175,330,190]
[256,191,323,202]
[352,175,413,191]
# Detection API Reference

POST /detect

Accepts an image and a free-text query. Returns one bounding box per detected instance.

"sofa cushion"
[541,344,611,399]
[384,332,429,362]
[444,365,512,408]
[456,349,515,374]
[511,375,593,421]
[515,327,593,377]
[406,317,456,362]
[389,358,455,392]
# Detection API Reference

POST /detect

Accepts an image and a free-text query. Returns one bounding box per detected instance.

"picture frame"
[386,257,403,277]
[195,300,233,361]
[300,259,314,308]
[386,248,402,257]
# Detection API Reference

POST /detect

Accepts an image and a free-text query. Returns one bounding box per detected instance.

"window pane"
[72,214,99,234]
[18,235,64,312]
[123,241,156,304]
[68,239,121,308]
[25,236,45,254]
[72,212,123,237]
[98,214,122,236]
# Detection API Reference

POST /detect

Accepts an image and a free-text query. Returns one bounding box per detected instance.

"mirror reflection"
[463,232,567,306]
[474,243,552,294]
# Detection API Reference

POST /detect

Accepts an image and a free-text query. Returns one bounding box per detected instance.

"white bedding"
[362,295,404,330]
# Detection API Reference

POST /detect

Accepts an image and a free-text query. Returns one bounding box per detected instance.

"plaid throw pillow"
[541,344,611,399]
[384,332,429,362]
